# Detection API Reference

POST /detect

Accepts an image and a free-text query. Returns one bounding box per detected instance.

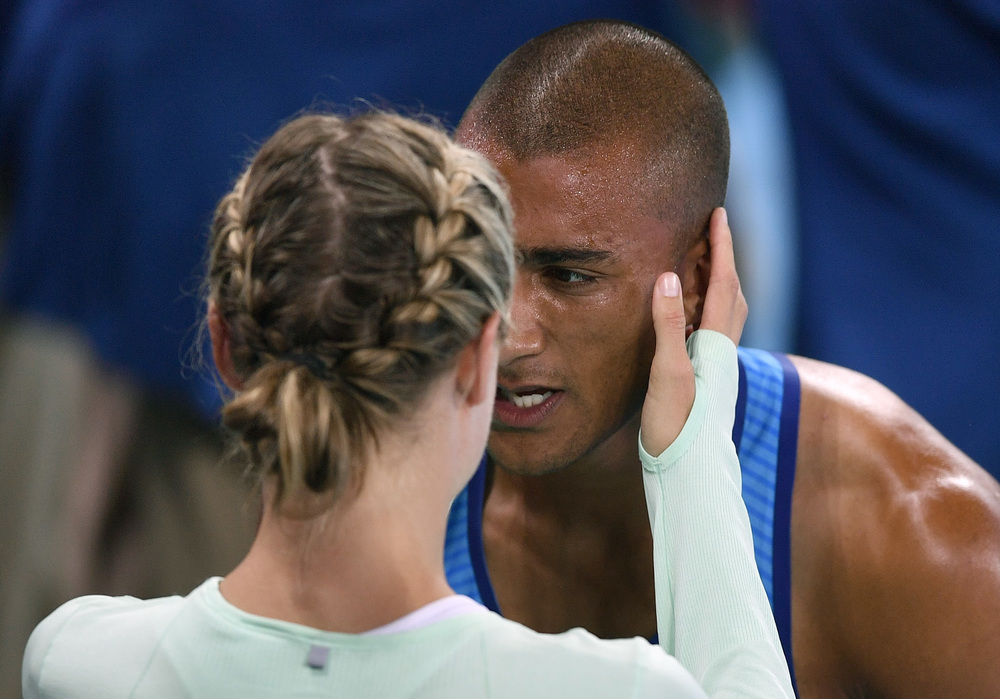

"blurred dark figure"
[761,1,1000,478]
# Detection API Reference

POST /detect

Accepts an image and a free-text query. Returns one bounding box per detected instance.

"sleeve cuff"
[638,330,737,473]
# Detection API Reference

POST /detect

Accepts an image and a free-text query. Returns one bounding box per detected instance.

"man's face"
[480,143,687,476]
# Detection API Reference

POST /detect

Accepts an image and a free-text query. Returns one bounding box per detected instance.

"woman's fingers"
[700,208,748,346]
[640,272,696,456]
[640,208,748,457]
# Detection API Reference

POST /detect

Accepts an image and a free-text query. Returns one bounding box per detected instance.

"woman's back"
[26,579,702,698]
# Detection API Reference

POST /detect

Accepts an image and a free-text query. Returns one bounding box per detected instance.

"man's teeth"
[509,391,553,408]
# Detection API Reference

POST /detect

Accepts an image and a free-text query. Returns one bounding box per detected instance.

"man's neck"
[489,412,648,529]
[482,413,657,638]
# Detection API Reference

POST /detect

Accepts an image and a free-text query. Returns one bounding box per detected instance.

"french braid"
[206,111,513,504]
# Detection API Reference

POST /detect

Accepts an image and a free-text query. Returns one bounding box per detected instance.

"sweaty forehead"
[482,143,670,256]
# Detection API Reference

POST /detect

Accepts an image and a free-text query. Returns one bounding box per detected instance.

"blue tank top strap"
[735,348,800,693]
[466,460,501,612]
[734,347,799,693]
[734,348,782,604]
[733,356,749,448]
[772,352,800,692]
[444,455,500,611]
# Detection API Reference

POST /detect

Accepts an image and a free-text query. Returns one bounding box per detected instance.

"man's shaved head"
[457,20,729,249]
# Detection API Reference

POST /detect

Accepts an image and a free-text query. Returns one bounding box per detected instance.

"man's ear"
[207,300,245,391]
[675,235,710,332]
[455,312,501,407]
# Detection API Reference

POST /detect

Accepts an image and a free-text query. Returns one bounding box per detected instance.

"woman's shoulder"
[476,614,705,698]
[23,585,198,698]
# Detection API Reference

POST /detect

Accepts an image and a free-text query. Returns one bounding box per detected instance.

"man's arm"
[791,356,1000,698]
[639,209,794,697]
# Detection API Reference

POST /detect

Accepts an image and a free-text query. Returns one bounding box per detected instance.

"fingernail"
[658,273,680,297]
[719,207,728,226]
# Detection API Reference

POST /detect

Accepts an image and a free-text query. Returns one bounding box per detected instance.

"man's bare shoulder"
[787,354,998,501]
[787,355,1000,697]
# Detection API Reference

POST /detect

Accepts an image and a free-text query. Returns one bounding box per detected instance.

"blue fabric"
[0,0,681,418]
[443,487,481,605]
[772,352,800,691]
[734,350,782,603]
[760,0,1000,477]
[444,346,801,682]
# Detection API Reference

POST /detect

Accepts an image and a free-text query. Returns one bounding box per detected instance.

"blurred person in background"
[760,0,1000,479]
[667,0,797,353]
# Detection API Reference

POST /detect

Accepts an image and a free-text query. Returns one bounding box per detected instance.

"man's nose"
[500,275,544,365]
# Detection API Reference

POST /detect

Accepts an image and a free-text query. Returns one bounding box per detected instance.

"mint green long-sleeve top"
[23,330,792,698]
[640,331,794,698]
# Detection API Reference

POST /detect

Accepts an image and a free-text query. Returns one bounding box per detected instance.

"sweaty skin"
[789,357,1000,697]
[471,141,1000,698]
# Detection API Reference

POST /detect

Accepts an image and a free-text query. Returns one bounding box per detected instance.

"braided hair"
[207,112,514,503]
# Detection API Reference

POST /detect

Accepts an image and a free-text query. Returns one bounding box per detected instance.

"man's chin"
[486,435,581,477]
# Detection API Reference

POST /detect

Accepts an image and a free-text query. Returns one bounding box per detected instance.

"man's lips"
[493,385,564,428]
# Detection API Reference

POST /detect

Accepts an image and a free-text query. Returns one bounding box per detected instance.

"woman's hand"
[640,208,747,455]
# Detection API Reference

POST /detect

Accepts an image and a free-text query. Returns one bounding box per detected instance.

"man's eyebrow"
[517,246,618,266]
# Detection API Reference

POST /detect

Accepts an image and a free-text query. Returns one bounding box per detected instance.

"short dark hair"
[458,20,729,248]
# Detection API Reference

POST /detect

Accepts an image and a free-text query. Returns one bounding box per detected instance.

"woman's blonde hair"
[207,111,514,503]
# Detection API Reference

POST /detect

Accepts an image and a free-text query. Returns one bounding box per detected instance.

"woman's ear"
[455,312,501,407]
[207,300,245,391]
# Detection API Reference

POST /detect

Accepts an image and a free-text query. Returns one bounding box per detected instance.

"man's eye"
[548,268,597,285]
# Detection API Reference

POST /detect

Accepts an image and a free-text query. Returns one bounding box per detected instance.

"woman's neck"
[221,461,455,633]
[220,367,488,633]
